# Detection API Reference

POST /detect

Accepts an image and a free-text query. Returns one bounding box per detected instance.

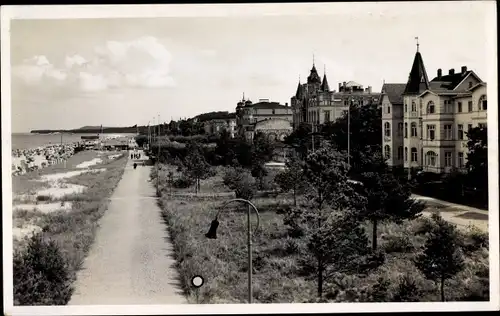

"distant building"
[291,62,381,130]
[202,113,237,138]
[381,43,487,174]
[235,97,293,141]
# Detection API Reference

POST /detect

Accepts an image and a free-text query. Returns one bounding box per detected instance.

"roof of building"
[429,70,476,91]
[295,81,304,98]
[345,81,363,88]
[381,83,406,105]
[251,102,290,109]
[321,74,330,92]
[403,51,430,95]
[307,64,321,84]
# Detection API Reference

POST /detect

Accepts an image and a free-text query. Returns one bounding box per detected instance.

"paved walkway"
[413,194,489,233]
[69,153,186,305]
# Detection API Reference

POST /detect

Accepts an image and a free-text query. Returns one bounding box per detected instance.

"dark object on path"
[205,219,219,239]
[133,163,137,169]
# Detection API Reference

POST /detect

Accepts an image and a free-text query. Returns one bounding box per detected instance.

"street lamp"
[205,198,261,304]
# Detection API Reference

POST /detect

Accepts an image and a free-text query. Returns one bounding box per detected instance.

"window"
[478,123,487,129]
[444,124,453,140]
[344,100,348,106]
[469,81,473,88]
[444,100,453,113]
[426,151,437,166]
[397,122,404,136]
[458,152,464,168]
[384,122,391,137]
[272,109,276,115]
[411,101,417,112]
[397,146,404,160]
[324,110,330,123]
[411,122,418,137]
[386,105,391,114]
[479,95,487,110]
[457,124,464,140]
[468,101,473,112]
[411,147,418,162]
[404,102,408,113]
[404,147,408,162]
[404,123,408,138]
[384,145,391,160]
[427,101,435,114]
[445,152,452,167]
[458,102,463,113]
[427,124,436,140]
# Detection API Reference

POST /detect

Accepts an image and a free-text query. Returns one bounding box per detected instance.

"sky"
[7,2,494,133]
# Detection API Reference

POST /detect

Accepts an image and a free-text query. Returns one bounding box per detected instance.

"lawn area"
[12,152,128,304]
[156,167,490,303]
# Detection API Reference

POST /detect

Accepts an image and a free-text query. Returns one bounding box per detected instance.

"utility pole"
[157,114,161,196]
[348,99,351,168]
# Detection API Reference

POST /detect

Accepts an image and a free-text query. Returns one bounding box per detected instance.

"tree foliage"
[465,126,488,192]
[358,153,425,250]
[283,146,370,298]
[274,153,306,205]
[415,214,465,302]
[183,142,212,193]
[14,234,73,305]
[135,134,149,148]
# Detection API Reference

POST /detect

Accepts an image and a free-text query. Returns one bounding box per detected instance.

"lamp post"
[205,198,261,304]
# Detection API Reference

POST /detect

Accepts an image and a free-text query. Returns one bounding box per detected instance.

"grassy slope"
[156,164,490,303]
[12,152,128,296]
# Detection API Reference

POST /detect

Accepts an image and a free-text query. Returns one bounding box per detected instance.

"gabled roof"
[381,83,406,105]
[468,82,487,92]
[429,70,474,91]
[403,51,430,95]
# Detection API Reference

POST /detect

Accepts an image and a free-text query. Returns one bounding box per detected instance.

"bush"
[13,233,73,305]
[461,226,489,254]
[173,177,195,189]
[393,273,422,302]
[383,234,414,253]
[36,195,52,202]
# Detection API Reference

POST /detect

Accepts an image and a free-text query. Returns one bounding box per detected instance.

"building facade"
[382,45,487,174]
[235,98,293,141]
[291,62,381,130]
[203,114,237,138]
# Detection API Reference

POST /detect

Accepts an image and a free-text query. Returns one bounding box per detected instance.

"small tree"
[184,142,211,194]
[135,134,149,148]
[393,273,422,302]
[14,233,73,305]
[465,126,488,202]
[274,153,305,206]
[359,153,425,251]
[285,146,369,298]
[415,214,465,302]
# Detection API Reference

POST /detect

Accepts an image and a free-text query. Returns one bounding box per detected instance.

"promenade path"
[69,152,186,305]
[413,194,489,233]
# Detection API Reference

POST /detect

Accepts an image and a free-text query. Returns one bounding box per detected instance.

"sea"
[11,133,137,151]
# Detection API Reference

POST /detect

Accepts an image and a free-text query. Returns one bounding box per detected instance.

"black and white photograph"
[1,2,498,315]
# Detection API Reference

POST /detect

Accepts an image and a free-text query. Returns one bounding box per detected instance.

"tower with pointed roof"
[321,65,330,92]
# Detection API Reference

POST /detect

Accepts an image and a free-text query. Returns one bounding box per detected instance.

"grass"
[155,166,490,303]
[12,152,128,305]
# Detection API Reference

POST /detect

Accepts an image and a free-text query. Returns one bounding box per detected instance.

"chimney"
[437,69,442,78]
[338,83,342,91]
[449,68,455,75]
[285,102,288,107]
[368,86,372,94]
[461,66,467,74]
[343,81,346,88]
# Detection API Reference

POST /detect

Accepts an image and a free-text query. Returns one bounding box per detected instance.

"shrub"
[393,273,422,302]
[36,195,52,202]
[461,226,489,254]
[173,177,195,189]
[383,234,414,253]
[13,233,73,305]
[366,277,391,302]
